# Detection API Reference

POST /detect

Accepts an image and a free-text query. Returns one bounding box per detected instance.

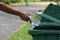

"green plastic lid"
[39,3,60,26]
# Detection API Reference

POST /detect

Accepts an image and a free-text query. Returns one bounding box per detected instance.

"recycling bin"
[29,3,60,40]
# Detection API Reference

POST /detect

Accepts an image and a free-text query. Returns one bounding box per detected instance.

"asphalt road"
[0,2,55,40]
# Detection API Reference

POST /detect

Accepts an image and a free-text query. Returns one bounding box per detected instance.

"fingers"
[26,13,31,23]
[20,12,31,23]
[27,17,32,23]
[27,13,30,16]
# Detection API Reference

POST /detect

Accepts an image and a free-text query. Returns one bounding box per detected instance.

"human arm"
[0,2,31,22]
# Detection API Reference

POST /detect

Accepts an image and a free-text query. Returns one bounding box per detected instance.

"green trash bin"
[29,3,60,40]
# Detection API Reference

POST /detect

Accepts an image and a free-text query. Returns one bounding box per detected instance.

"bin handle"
[37,12,60,24]
[39,22,60,26]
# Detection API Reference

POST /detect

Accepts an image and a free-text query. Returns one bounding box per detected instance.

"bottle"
[34,10,42,21]
[28,10,43,27]
[34,10,43,23]
[29,10,43,27]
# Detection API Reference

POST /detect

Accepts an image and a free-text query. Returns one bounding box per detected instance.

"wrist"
[17,11,23,17]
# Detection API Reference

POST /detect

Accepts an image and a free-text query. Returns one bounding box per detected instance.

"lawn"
[8,22,32,40]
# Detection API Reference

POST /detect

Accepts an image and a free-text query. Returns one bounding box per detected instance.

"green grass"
[8,22,32,40]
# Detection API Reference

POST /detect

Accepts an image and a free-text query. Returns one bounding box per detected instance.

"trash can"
[29,3,60,40]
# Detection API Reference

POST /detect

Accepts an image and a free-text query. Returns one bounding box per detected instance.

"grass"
[8,22,32,40]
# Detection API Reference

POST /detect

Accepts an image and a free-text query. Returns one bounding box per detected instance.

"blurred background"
[0,0,59,5]
[0,0,60,40]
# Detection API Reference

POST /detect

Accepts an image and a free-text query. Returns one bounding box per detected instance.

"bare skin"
[0,2,31,22]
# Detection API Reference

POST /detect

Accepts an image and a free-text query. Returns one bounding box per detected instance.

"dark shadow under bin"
[34,26,60,30]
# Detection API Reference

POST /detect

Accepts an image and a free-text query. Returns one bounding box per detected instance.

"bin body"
[29,29,60,40]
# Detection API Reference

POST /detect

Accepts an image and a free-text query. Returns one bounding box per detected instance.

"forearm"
[0,3,22,16]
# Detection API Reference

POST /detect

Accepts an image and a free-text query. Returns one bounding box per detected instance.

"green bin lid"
[39,3,60,26]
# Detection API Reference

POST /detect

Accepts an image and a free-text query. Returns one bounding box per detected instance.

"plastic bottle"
[29,10,43,27]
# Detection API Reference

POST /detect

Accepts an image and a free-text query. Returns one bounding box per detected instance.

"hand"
[0,3,31,23]
[19,12,31,23]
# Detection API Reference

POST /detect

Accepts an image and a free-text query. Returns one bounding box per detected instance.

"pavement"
[0,2,56,40]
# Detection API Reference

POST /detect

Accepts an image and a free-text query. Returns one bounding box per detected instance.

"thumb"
[28,17,32,23]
